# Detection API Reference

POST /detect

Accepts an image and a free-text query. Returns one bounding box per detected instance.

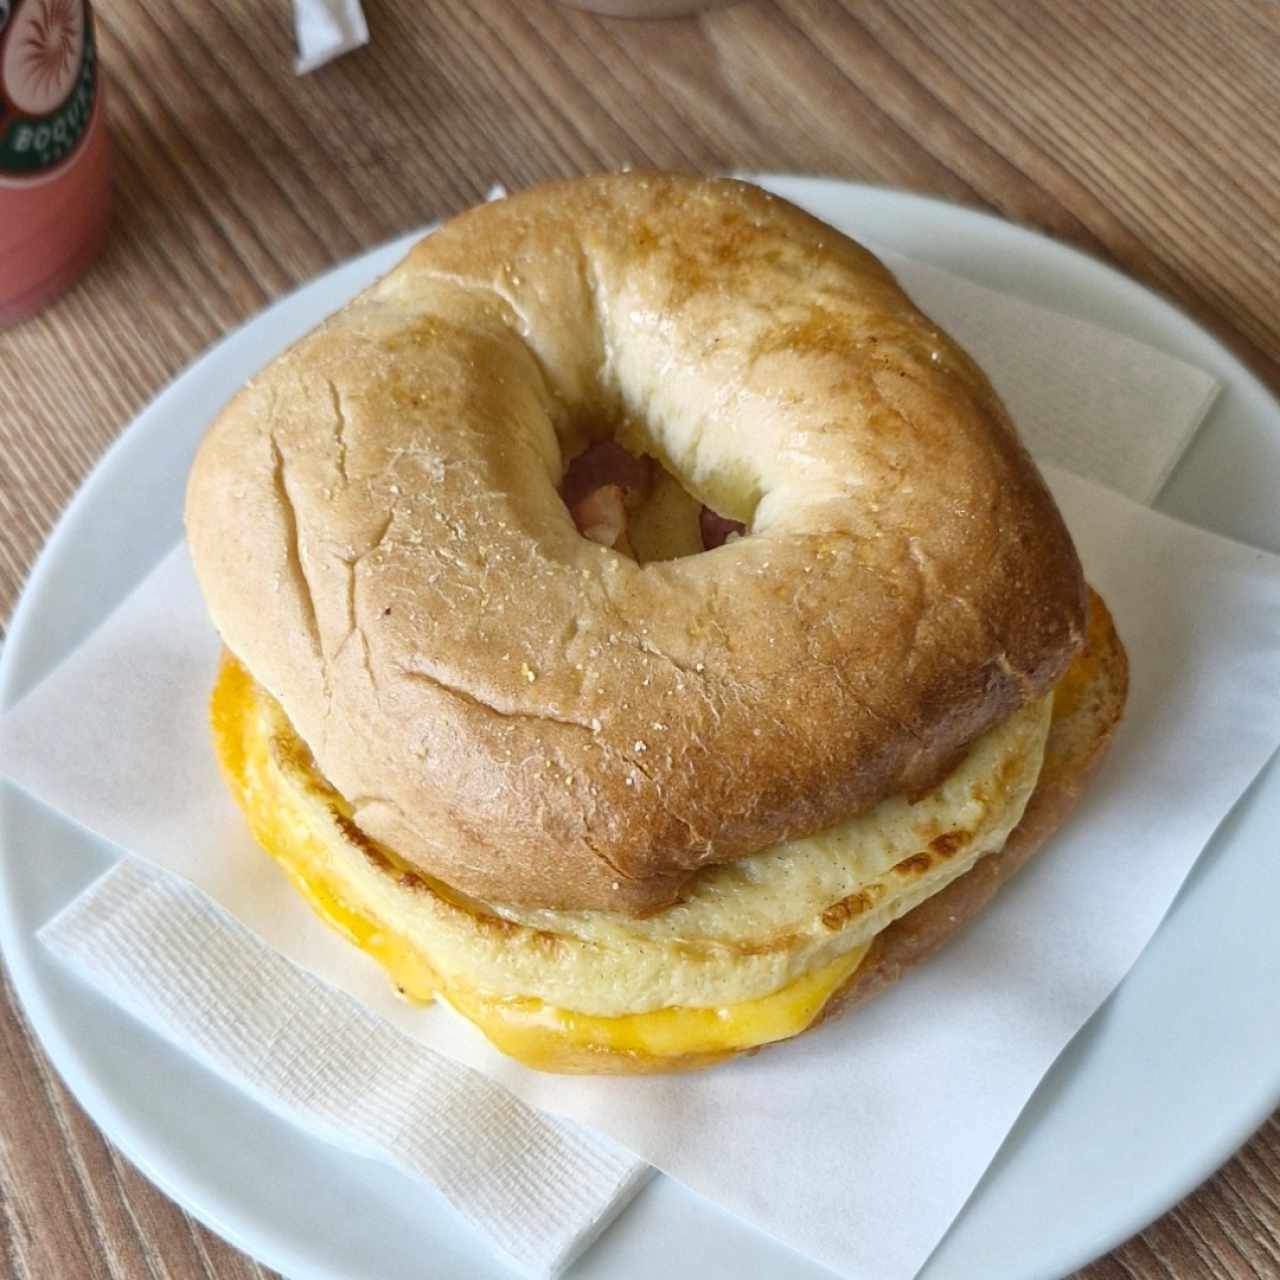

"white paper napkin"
[293,0,368,75]
[4,253,1277,1280]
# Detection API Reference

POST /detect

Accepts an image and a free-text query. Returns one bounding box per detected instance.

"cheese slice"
[447,945,869,1070]
[213,657,870,1070]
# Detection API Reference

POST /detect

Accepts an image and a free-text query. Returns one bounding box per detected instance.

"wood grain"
[1,1,1278,1276]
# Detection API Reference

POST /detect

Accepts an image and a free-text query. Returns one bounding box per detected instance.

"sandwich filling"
[213,653,1052,1068]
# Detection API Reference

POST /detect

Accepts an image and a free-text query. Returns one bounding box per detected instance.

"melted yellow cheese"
[213,655,870,1071]
[446,945,869,1070]
[261,827,866,1069]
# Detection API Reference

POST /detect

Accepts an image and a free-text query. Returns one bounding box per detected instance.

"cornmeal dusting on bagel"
[188,174,1126,1073]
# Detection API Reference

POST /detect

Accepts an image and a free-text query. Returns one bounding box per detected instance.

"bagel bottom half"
[211,591,1126,1075]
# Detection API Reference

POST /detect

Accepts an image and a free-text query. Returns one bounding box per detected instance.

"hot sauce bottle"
[0,0,110,327]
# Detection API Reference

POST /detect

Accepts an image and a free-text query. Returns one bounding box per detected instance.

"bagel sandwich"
[187,173,1128,1074]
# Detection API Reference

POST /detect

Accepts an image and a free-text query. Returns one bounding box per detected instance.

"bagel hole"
[559,436,746,562]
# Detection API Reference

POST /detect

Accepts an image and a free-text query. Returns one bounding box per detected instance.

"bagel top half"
[186,173,1085,914]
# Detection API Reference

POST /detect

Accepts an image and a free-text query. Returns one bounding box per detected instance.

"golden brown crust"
[816,587,1127,1028]
[212,586,1125,1074]
[551,587,1127,1072]
[186,172,1085,914]
[461,589,1124,1073]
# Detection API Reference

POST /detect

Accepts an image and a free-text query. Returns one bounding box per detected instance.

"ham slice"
[561,439,745,554]
[570,483,629,550]
[699,506,746,550]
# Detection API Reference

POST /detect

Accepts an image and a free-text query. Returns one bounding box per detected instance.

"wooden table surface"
[2,1,1279,1276]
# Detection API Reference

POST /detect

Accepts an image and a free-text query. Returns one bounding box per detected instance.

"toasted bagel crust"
[186,173,1085,913]
[515,588,1127,1072]
[819,587,1128,1027]
[212,588,1126,1074]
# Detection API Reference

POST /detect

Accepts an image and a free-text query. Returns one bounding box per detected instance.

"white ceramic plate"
[2,176,1278,1280]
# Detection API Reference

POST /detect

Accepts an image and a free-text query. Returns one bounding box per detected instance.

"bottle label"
[0,0,98,183]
